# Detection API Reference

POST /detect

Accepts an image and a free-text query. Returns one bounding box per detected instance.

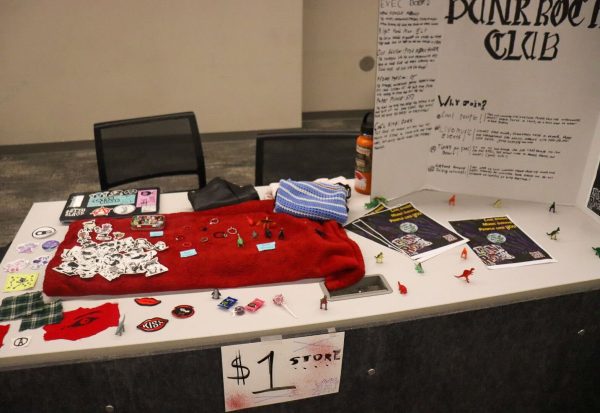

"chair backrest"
[94,112,206,191]
[255,132,357,186]
[0,243,10,262]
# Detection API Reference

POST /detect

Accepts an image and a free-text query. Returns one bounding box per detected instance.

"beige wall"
[302,0,378,112]
[0,0,302,145]
[0,0,378,145]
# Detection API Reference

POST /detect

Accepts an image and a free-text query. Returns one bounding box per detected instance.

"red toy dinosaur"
[455,268,475,283]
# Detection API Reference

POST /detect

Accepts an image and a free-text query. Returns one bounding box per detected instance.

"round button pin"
[32,226,56,239]
[113,204,135,215]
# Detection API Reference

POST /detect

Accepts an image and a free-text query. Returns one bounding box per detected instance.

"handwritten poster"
[221,332,344,411]
[373,0,600,205]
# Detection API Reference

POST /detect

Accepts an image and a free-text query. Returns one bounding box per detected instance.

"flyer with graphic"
[354,202,467,261]
[345,203,393,247]
[449,216,555,269]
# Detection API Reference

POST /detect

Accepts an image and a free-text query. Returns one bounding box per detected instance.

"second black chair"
[94,112,206,192]
[255,132,357,186]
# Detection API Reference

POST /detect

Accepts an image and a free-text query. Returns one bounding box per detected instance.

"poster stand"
[372,1,600,219]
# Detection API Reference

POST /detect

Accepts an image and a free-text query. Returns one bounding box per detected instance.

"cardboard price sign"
[221,332,344,411]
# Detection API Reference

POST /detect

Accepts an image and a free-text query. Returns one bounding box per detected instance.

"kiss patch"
[137,317,168,332]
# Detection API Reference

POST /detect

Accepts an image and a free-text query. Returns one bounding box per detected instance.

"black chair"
[0,243,10,262]
[94,112,206,191]
[255,132,357,186]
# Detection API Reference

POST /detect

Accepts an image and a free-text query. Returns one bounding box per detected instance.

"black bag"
[187,178,259,211]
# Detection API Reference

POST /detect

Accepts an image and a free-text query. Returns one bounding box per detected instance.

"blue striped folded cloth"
[274,179,349,224]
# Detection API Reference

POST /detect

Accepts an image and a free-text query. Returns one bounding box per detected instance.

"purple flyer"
[449,216,555,269]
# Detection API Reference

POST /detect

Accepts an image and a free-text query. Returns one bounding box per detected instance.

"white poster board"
[221,332,344,411]
[373,0,600,207]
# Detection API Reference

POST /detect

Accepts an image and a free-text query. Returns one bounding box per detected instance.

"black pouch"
[187,178,259,211]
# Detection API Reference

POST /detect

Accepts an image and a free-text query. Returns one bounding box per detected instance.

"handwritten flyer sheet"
[373,0,600,205]
[449,216,555,268]
[221,332,344,411]
[347,202,467,261]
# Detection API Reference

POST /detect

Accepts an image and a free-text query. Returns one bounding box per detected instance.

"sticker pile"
[53,220,169,281]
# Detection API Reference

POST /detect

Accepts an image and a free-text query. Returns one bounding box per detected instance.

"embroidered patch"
[137,317,168,332]
[171,305,195,319]
[134,297,162,306]
[0,325,9,349]
[43,303,120,341]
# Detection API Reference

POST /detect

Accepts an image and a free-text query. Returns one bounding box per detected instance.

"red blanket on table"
[43,200,364,297]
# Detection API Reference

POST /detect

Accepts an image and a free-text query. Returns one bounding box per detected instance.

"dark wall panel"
[1,289,598,413]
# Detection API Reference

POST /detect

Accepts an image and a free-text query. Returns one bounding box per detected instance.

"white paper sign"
[373,0,600,205]
[221,332,344,411]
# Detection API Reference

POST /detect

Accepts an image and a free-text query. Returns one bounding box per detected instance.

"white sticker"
[141,205,158,213]
[69,195,85,208]
[11,336,32,349]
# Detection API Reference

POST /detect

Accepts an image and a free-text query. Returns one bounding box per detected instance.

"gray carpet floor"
[0,113,364,246]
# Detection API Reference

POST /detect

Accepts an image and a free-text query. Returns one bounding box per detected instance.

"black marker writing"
[228,351,250,385]
[445,0,600,60]
[438,95,487,111]
[252,351,296,394]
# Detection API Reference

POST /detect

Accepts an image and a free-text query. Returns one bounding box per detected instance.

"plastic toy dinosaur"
[546,227,560,240]
[455,268,475,283]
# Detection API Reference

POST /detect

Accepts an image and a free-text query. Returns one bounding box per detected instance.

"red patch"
[398,281,408,294]
[137,317,168,332]
[0,324,10,348]
[43,303,120,341]
[135,297,162,306]
[171,305,194,319]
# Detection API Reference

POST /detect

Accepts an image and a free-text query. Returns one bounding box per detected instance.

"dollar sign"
[228,351,250,385]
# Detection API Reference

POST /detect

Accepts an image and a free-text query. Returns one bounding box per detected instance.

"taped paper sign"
[221,332,344,411]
